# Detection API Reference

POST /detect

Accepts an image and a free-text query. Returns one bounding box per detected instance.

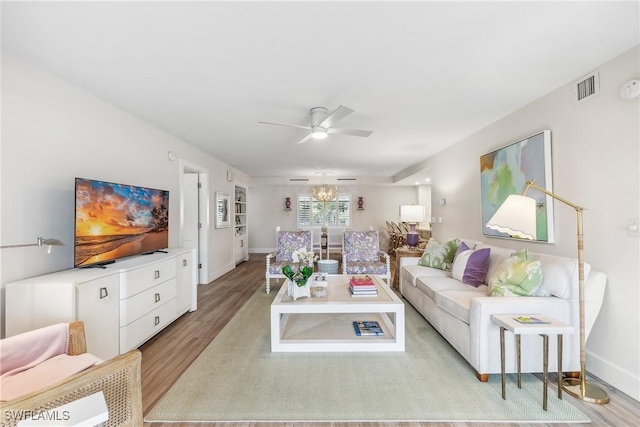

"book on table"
[349,276,377,296]
[352,321,384,336]
[514,316,550,324]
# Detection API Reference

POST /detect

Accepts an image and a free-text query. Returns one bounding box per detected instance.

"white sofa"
[399,239,607,380]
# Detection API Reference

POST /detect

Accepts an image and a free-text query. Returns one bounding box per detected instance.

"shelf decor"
[215,192,230,229]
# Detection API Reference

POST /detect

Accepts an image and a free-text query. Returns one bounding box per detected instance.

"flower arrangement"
[282,247,318,287]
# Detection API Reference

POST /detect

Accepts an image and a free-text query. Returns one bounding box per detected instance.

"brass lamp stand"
[486,180,609,404]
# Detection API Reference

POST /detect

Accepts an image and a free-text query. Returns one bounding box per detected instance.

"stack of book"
[349,276,378,297]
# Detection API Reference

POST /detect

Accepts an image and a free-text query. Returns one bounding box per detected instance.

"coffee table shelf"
[271,275,405,352]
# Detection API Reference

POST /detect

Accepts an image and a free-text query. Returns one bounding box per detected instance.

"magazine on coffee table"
[353,320,384,336]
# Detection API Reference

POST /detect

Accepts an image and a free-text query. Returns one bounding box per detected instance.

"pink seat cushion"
[0,353,103,401]
[0,323,69,376]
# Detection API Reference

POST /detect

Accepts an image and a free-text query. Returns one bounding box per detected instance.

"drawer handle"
[155,293,161,303]
[154,270,160,279]
[183,259,187,267]
[99,287,108,299]
[154,316,160,326]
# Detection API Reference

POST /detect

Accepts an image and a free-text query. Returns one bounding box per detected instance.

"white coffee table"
[270,274,405,352]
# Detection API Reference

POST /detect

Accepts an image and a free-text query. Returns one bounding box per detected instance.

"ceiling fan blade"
[295,133,313,144]
[258,121,312,130]
[319,105,354,129]
[326,128,373,137]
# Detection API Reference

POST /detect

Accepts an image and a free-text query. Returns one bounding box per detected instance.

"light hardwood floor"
[140,253,640,427]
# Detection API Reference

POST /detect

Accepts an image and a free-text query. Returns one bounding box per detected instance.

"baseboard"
[587,350,640,401]
[250,248,274,254]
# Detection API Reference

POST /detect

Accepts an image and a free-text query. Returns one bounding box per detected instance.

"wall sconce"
[284,197,292,211]
[1,237,66,254]
[357,197,364,210]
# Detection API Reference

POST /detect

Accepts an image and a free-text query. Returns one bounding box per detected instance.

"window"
[297,194,351,227]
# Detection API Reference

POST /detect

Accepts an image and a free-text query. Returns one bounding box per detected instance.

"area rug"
[145,283,590,423]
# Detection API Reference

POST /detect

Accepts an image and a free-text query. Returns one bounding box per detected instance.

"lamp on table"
[400,205,425,248]
[486,180,608,404]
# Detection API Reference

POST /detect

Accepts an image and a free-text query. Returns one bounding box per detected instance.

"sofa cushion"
[532,252,590,300]
[475,244,515,285]
[451,242,491,287]
[418,238,460,271]
[415,276,473,300]
[402,264,450,287]
[489,249,543,297]
[434,289,488,325]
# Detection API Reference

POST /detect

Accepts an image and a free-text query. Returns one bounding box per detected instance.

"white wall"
[425,47,640,400]
[0,53,242,301]
[249,185,418,253]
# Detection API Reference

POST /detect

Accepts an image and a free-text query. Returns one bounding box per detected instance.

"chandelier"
[312,183,338,202]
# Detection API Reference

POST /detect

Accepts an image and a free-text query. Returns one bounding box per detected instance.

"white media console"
[4,248,197,361]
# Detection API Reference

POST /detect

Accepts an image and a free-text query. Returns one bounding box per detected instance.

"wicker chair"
[342,230,391,286]
[0,321,142,427]
[265,228,313,294]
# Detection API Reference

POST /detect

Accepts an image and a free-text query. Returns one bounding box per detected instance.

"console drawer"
[120,298,176,352]
[119,278,177,327]
[120,258,176,298]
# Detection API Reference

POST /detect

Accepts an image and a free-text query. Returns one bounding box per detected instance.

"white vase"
[287,278,311,300]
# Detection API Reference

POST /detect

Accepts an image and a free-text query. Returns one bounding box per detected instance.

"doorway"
[180,160,209,285]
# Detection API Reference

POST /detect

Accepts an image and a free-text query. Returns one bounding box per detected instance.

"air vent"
[337,178,357,181]
[574,71,600,104]
[289,178,309,182]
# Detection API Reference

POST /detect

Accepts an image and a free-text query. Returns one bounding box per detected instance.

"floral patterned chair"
[342,230,391,286]
[265,229,313,294]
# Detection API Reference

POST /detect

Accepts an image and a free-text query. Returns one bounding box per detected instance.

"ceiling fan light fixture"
[311,129,328,139]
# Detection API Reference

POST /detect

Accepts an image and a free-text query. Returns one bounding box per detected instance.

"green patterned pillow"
[418,238,461,271]
[489,249,543,297]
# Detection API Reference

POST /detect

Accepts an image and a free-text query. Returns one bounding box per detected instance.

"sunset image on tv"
[74,178,169,267]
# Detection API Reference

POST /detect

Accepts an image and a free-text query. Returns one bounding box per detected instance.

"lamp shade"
[400,205,425,223]
[486,194,537,240]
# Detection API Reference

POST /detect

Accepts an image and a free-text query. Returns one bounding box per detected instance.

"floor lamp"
[486,180,609,404]
[1,237,66,253]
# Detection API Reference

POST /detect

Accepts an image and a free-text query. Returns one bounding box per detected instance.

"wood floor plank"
[140,253,640,427]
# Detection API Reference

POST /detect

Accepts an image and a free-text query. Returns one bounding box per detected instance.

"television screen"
[74,178,169,267]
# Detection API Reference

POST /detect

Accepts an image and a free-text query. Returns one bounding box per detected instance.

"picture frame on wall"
[480,130,555,242]
[215,192,230,229]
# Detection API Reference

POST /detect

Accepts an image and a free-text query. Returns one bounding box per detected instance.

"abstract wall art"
[480,130,554,242]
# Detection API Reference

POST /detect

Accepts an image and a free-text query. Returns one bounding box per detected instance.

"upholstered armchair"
[265,229,313,293]
[0,321,142,427]
[342,230,391,286]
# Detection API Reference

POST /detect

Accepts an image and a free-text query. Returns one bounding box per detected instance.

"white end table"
[491,314,574,411]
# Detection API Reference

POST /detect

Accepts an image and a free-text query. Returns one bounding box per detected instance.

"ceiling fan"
[258,105,373,144]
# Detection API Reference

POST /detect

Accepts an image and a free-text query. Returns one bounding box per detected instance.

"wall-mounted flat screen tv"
[74,178,169,268]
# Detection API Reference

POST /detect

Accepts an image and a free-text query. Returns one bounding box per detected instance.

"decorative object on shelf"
[357,196,364,210]
[282,247,318,300]
[284,197,291,211]
[0,237,65,254]
[480,130,554,242]
[400,205,425,248]
[486,179,609,405]
[215,192,230,228]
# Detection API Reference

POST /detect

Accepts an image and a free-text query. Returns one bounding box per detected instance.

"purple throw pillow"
[451,244,491,287]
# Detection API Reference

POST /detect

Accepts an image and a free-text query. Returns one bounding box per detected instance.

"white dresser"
[4,248,196,361]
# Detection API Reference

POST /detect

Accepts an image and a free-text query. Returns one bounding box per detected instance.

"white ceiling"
[2,1,639,185]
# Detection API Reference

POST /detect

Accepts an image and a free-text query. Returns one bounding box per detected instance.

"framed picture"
[480,130,554,242]
[215,192,230,229]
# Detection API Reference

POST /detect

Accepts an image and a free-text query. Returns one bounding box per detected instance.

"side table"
[393,247,424,290]
[491,314,574,411]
